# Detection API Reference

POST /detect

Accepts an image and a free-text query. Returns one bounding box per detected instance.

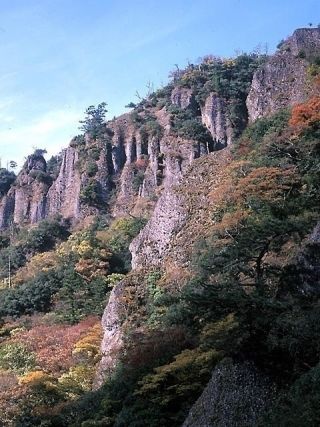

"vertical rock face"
[1,28,318,230]
[130,189,186,268]
[171,87,197,110]
[110,107,212,217]
[183,359,275,427]
[0,195,15,229]
[3,153,49,226]
[130,146,231,270]
[129,130,217,269]
[246,53,308,122]
[46,147,81,220]
[201,93,233,147]
[284,28,320,57]
[94,279,126,387]
[247,28,320,122]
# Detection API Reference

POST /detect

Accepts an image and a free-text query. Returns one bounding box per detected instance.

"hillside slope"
[0,27,319,426]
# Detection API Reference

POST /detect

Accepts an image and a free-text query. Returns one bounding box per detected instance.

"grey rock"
[94,279,127,388]
[247,28,320,122]
[201,93,233,147]
[183,358,275,427]
[46,147,81,220]
[171,87,197,110]
[282,27,320,57]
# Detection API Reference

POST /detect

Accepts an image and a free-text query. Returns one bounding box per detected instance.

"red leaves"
[11,316,99,374]
[289,96,320,131]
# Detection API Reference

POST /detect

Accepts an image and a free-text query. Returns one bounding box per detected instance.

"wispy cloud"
[0,108,81,168]
[124,23,185,51]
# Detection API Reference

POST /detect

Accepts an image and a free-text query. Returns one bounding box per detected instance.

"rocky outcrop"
[0,195,15,229]
[131,146,231,269]
[247,28,320,122]
[46,147,81,219]
[1,153,50,227]
[247,53,309,122]
[201,93,233,147]
[171,87,197,110]
[130,189,186,268]
[183,358,275,427]
[94,278,126,387]
[110,108,212,217]
[283,28,320,58]
[1,28,318,230]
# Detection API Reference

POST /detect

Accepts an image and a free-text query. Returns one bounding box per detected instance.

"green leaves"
[79,102,108,139]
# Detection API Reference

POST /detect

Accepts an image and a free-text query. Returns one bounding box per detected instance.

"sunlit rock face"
[201,93,233,148]
[247,28,320,122]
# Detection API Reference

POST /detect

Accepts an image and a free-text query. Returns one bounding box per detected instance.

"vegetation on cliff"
[0,28,319,426]
[8,90,317,426]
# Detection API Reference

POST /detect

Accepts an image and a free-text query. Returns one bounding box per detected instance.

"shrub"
[80,180,103,207]
[0,269,63,317]
[0,343,36,374]
[96,217,147,272]
[29,170,52,185]
[46,154,63,179]
[169,107,212,143]
[86,162,98,177]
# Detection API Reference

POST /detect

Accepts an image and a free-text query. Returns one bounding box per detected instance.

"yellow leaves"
[73,323,102,364]
[13,250,59,285]
[57,230,93,258]
[58,365,95,395]
[72,240,92,257]
[223,58,236,68]
[200,313,238,343]
[136,347,221,396]
[19,370,55,388]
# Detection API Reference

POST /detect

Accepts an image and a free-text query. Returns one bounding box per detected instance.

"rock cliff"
[183,359,275,427]
[247,28,320,121]
[0,28,319,231]
[97,26,320,390]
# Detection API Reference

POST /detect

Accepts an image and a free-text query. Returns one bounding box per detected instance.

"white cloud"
[0,108,81,169]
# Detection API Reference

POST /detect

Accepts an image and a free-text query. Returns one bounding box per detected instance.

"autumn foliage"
[10,316,99,374]
[289,96,320,131]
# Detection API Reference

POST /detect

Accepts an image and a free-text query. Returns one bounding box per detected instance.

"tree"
[79,102,108,138]
[125,102,136,109]
[9,161,17,170]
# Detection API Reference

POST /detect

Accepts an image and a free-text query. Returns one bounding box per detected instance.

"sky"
[0,0,319,169]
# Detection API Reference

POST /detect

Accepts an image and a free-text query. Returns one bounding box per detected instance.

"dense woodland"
[0,41,319,426]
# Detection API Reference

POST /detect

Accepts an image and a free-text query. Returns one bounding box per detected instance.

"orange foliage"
[74,249,110,280]
[213,210,250,237]
[19,370,54,386]
[233,167,300,204]
[135,158,148,169]
[11,316,99,374]
[289,96,320,131]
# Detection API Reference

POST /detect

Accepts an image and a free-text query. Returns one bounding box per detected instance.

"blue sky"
[0,0,319,168]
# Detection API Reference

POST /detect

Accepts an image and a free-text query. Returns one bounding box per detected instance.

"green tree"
[79,102,108,139]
